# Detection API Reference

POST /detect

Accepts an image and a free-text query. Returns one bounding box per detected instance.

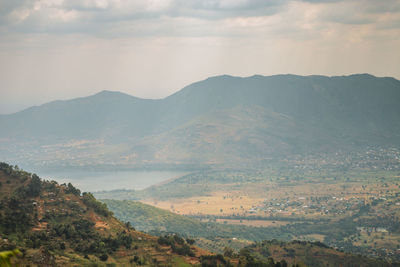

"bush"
[82,192,111,217]
[99,253,108,261]
[223,247,234,257]
[0,249,22,266]
[157,234,195,257]
[200,254,232,267]
[186,238,195,245]
[65,183,81,196]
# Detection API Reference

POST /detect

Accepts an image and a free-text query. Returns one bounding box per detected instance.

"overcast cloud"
[0,0,399,114]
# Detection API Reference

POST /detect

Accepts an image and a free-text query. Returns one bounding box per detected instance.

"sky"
[0,0,399,114]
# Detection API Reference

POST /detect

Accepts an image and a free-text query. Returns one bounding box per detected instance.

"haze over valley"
[2,74,400,172]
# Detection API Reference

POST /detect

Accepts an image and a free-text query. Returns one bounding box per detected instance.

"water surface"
[37,170,186,192]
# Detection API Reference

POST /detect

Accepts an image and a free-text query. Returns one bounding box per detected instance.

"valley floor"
[97,167,400,262]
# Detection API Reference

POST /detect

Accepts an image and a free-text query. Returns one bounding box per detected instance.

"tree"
[223,247,234,257]
[66,183,81,196]
[99,253,108,261]
[27,174,42,197]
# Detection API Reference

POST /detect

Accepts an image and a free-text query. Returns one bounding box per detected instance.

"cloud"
[0,0,399,49]
[0,0,398,39]
[0,0,289,35]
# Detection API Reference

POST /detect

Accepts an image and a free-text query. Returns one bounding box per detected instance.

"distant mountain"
[0,90,160,142]
[1,74,400,168]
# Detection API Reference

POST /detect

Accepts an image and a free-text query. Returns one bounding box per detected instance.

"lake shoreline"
[34,169,188,193]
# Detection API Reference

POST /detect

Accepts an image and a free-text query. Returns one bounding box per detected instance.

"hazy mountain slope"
[0,91,162,142]
[1,74,400,167]
[162,74,400,144]
[126,104,350,164]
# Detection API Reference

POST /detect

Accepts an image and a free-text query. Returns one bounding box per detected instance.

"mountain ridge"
[3,73,398,116]
[1,73,400,168]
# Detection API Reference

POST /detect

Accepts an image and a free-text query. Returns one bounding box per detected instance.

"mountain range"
[1,74,400,168]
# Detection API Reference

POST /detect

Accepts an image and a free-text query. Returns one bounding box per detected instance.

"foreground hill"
[1,74,400,168]
[0,162,210,266]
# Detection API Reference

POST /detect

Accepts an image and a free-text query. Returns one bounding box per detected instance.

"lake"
[36,170,186,192]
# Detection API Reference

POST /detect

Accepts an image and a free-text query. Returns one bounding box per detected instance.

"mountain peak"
[93,90,133,98]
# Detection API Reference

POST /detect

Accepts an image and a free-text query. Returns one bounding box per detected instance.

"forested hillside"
[0,162,207,266]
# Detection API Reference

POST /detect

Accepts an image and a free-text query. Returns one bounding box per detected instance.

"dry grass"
[214,219,291,227]
[143,190,264,216]
[144,178,400,223]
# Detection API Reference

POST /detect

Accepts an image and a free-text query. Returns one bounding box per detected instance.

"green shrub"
[82,192,111,217]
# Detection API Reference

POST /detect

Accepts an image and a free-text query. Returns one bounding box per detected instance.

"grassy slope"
[102,199,290,242]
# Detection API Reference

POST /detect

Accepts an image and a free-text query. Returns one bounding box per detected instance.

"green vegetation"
[157,235,195,257]
[200,254,234,267]
[0,162,204,266]
[0,249,21,267]
[244,240,394,267]
[0,163,133,264]
[82,192,112,217]
[102,199,291,242]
